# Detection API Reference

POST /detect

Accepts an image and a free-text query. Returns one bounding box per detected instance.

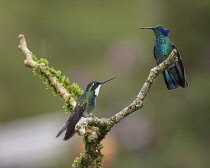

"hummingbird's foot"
[86,114,95,118]
[82,112,95,118]
[89,114,95,118]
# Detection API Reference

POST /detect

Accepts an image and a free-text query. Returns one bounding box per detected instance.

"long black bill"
[140,27,154,29]
[100,77,116,84]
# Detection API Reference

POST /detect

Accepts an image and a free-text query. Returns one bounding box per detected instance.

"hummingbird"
[141,25,188,90]
[56,77,116,141]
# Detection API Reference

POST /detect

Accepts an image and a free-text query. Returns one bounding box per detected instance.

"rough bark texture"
[18,34,81,111]
[18,34,178,168]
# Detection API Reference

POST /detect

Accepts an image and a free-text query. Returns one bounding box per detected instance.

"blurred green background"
[0,0,210,168]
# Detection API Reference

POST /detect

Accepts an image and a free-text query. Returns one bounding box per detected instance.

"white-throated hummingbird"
[56,77,116,140]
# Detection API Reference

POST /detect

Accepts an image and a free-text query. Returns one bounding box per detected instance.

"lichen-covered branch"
[108,49,178,127]
[18,34,178,168]
[18,34,83,112]
[73,117,109,168]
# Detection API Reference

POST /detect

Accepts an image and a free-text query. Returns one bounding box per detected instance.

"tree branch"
[17,34,83,110]
[18,34,178,168]
[108,49,178,127]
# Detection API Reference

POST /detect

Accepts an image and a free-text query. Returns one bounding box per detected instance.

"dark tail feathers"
[56,108,82,141]
[55,121,69,138]
[163,65,188,90]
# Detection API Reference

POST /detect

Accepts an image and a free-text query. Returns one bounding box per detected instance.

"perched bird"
[56,77,116,141]
[141,25,188,90]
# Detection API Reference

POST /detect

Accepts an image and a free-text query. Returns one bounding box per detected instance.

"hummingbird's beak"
[141,27,154,29]
[100,77,116,84]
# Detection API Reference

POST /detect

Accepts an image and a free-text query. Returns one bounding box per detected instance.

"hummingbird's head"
[141,25,170,36]
[85,77,116,96]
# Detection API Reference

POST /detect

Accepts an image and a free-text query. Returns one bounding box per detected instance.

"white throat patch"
[95,85,101,96]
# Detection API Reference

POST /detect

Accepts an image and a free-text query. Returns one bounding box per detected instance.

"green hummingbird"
[56,77,116,141]
[141,25,188,90]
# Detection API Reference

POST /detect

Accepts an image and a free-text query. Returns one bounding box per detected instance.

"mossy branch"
[18,34,83,112]
[18,34,178,168]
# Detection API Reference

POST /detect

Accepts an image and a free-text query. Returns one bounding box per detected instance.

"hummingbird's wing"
[55,101,87,140]
[162,43,188,90]
[171,43,188,88]
[55,118,69,138]
[63,103,86,140]
[154,43,188,90]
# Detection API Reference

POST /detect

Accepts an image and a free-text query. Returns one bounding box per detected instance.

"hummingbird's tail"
[55,120,69,138]
[63,112,80,141]
[55,110,82,140]
[163,62,188,90]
